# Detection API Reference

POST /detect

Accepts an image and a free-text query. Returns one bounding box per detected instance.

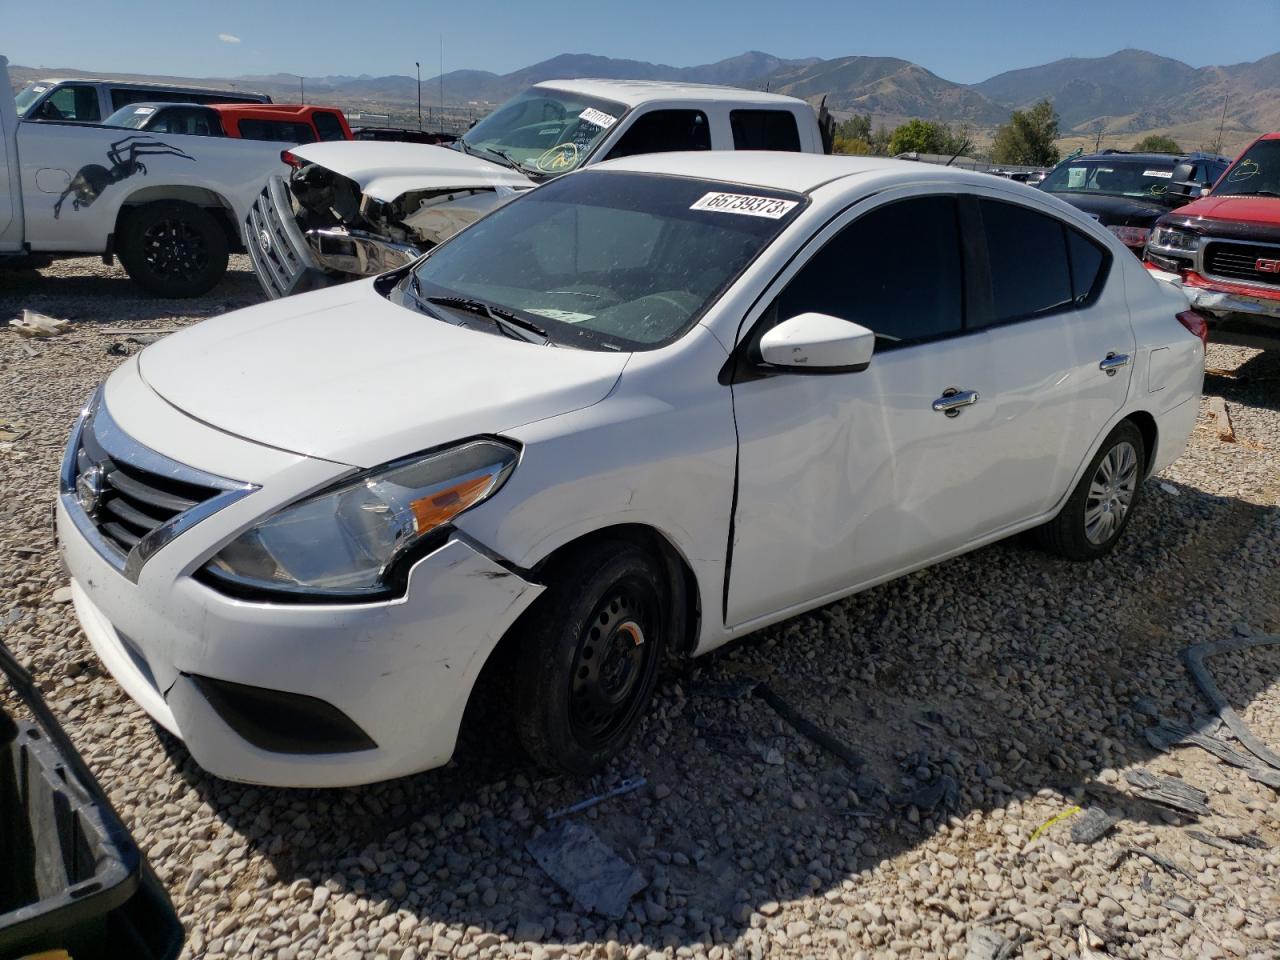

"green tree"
[990,99,1061,166]
[889,119,948,155]
[870,124,893,156]
[833,135,872,155]
[836,113,872,142]
[1132,134,1181,153]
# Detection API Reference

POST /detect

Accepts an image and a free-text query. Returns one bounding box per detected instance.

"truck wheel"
[117,201,229,298]
[513,541,667,775]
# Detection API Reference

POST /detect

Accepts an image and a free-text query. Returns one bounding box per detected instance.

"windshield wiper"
[425,295,550,344]
[471,145,536,176]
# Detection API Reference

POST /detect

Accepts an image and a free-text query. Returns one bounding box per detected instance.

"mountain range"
[11,47,1280,151]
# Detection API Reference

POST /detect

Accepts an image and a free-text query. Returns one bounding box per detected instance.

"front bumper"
[58,389,543,788]
[1144,264,1280,348]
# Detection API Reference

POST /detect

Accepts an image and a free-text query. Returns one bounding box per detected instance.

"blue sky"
[3,0,1277,83]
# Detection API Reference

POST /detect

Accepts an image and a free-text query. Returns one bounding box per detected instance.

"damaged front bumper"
[1145,264,1280,349]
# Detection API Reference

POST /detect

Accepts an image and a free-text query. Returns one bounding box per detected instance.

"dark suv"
[1038,150,1230,256]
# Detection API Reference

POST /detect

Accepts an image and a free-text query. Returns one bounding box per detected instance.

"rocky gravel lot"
[2,257,1280,960]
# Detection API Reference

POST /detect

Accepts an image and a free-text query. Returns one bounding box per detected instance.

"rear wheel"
[117,200,229,297]
[1037,420,1145,560]
[513,542,666,775]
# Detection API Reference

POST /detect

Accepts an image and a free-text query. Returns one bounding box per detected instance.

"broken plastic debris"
[10,309,70,338]
[1145,717,1280,790]
[544,777,646,820]
[1124,768,1212,817]
[1158,482,1180,496]
[525,820,646,919]
[1070,807,1117,844]
[1185,635,1280,772]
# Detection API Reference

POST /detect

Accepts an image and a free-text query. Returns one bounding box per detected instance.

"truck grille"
[1203,242,1280,288]
[245,175,311,299]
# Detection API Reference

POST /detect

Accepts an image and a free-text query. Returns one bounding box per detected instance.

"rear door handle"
[932,388,979,417]
[1099,353,1132,376]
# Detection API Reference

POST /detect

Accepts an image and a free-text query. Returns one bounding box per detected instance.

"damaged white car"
[61,153,1203,788]
[246,79,829,298]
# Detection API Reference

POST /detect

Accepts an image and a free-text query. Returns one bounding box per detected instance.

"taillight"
[1177,309,1209,349]
[280,150,304,169]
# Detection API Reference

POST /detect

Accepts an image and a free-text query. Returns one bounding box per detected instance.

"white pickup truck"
[247,79,831,298]
[2,55,288,296]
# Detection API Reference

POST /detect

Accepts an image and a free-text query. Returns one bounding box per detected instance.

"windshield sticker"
[134,106,155,116]
[1067,167,1086,188]
[32,85,48,93]
[527,308,595,323]
[1142,169,1173,179]
[578,107,617,130]
[690,192,799,219]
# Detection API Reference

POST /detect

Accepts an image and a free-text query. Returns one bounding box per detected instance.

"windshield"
[14,82,51,118]
[1213,139,1280,198]
[401,171,805,351]
[103,105,156,129]
[459,87,626,177]
[1040,159,1179,202]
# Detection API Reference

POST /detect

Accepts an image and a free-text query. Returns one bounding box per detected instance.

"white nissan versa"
[58,153,1205,788]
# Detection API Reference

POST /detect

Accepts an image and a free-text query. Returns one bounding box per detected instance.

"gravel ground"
[2,256,1280,960]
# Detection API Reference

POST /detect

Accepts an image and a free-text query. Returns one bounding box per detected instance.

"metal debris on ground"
[1029,804,1081,842]
[1185,635,1280,771]
[1124,768,1213,817]
[1070,807,1118,844]
[1107,845,1201,885]
[544,777,646,820]
[1208,396,1235,442]
[525,820,647,919]
[1185,828,1269,852]
[753,682,866,772]
[1146,717,1280,790]
[10,309,71,338]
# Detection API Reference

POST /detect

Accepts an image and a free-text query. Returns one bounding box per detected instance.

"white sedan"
[57,153,1205,787]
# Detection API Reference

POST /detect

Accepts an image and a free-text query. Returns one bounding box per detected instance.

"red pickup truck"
[104,102,352,144]
[1145,132,1280,348]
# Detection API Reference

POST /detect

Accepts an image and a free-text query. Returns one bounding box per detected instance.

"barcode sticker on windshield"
[134,106,155,115]
[579,107,617,129]
[528,308,595,324]
[690,192,799,219]
[1143,169,1173,178]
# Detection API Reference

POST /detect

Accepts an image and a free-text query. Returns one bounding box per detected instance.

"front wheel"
[1037,420,1146,560]
[117,200,229,298]
[513,542,667,775]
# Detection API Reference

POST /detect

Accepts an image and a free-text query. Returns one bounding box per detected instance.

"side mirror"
[758,312,875,373]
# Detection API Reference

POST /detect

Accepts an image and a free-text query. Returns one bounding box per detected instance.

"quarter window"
[313,111,347,141]
[774,196,964,349]
[979,199,1073,325]
[730,110,802,151]
[604,110,711,160]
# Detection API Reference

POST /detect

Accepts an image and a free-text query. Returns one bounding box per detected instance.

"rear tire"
[1036,420,1146,560]
[117,200,229,298]
[513,541,667,775]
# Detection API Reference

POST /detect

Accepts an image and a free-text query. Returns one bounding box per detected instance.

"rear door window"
[236,119,318,143]
[604,110,711,160]
[33,84,100,122]
[312,111,347,141]
[978,199,1074,326]
[730,110,802,152]
[774,196,965,349]
[1066,229,1107,302]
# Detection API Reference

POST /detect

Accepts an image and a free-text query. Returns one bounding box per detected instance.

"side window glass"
[35,84,101,122]
[979,199,1073,325]
[775,196,964,349]
[313,111,347,141]
[604,110,710,160]
[730,110,801,151]
[1066,229,1107,302]
[237,120,317,144]
[111,88,152,111]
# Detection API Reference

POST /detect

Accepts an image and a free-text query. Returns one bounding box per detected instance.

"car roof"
[594,151,982,194]
[532,78,807,108]
[34,77,263,96]
[112,101,206,110]
[205,104,335,116]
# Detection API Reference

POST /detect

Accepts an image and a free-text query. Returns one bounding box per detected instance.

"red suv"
[1145,132,1280,348]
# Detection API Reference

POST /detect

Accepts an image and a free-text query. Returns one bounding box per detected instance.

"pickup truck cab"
[15,76,269,124]
[104,102,353,144]
[2,56,289,296]
[248,79,831,298]
[1145,133,1280,348]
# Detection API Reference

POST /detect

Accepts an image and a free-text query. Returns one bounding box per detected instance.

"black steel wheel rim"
[568,578,658,748]
[142,218,208,281]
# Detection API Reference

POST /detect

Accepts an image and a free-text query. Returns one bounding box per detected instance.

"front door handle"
[932,388,979,417]
[1099,353,1132,376]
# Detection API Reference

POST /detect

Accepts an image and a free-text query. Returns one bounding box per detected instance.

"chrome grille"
[1204,241,1280,288]
[245,175,313,300]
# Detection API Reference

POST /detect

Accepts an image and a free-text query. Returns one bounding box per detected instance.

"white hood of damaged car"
[290,141,532,201]
[136,281,628,468]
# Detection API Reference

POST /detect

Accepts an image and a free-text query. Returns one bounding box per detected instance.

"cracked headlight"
[202,439,518,597]
[1149,225,1198,253]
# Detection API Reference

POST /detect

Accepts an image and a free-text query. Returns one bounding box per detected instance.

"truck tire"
[116,201,229,298]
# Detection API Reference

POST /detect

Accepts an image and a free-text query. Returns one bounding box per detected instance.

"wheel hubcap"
[1084,441,1138,545]
[569,588,653,747]
[142,219,208,281]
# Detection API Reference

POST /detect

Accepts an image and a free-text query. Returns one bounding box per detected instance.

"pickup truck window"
[604,110,711,161]
[730,110,802,152]
[236,119,317,144]
[1214,139,1280,198]
[152,107,222,137]
[313,111,347,142]
[30,84,101,122]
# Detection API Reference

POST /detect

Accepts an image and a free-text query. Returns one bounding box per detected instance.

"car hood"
[1048,191,1171,225]
[136,281,629,468]
[290,140,532,201]
[1174,193,1280,228]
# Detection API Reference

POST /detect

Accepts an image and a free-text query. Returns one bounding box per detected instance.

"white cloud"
[218,33,241,44]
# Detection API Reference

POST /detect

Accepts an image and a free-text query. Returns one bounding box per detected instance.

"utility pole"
[292,75,304,104]
[1214,92,1229,155]
[439,36,444,132]
[416,62,422,130]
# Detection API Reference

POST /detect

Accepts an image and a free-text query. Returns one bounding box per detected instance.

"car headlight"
[1107,224,1151,248]
[202,439,518,597]
[1149,225,1198,253]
